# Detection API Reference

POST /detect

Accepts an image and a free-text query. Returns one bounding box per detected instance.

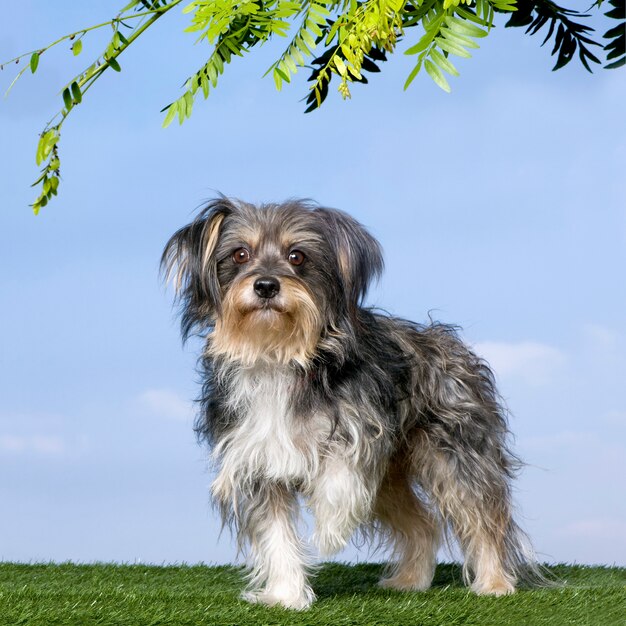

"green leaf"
[108,57,121,72]
[301,29,316,50]
[404,58,424,90]
[292,40,307,64]
[177,95,186,124]
[442,27,480,49]
[307,20,323,37]
[207,62,218,87]
[200,73,209,98]
[31,170,47,187]
[424,58,451,92]
[213,52,224,74]
[456,6,490,27]
[162,102,177,128]
[405,31,434,55]
[475,0,485,20]
[334,56,347,76]
[72,39,83,56]
[347,63,362,80]
[273,67,283,91]
[223,38,243,56]
[491,0,517,11]
[183,91,193,119]
[435,36,472,58]
[310,2,330,18]
[71,81,82,104]
[283,55,297,74]
[275,66,290,83]
[325,19,342,45]
[445,16,487,38]
[62,88,73,111]
[35,136,46,166]
[36,129,58,165]
[431,48,459,76]
[30,52,39,74]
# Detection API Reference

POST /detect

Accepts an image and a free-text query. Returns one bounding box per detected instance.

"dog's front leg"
[235,483,315,610]
[309,457,376,556]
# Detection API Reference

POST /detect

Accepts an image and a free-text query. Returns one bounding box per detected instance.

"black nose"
[253,276,280,299]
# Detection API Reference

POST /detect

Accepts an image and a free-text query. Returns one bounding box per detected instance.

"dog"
[162,197,539,609]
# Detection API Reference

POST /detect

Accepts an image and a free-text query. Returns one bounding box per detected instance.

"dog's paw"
[471,579,516,596]
[242,586,315,610]
[378,572,433,592]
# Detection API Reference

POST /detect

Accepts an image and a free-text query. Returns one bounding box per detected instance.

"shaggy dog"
[162,198,538,609]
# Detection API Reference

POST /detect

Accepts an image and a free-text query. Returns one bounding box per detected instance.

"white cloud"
[473,340,566,386]
[0,435,25,452]
[136,388,194,422]
[0,434,66,456]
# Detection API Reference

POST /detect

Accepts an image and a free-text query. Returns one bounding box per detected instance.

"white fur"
[212,365,325,506]
[243,489,316,610]
[210,365,384,608]
[308,457,373,556]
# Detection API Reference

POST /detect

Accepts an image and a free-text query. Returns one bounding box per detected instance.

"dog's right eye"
[232,248,251,264]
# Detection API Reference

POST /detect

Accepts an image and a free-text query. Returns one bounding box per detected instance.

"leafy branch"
[1,0,623,212]
[4,0,183,213]
[265,0,332,91]
[504,0,603,71]
[162,0,307,127]
[600,0,625,69]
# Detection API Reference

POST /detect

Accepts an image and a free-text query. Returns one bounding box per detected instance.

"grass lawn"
[0,562,624,625]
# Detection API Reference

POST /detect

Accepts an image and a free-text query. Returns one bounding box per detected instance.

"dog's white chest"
[216,367,318,484]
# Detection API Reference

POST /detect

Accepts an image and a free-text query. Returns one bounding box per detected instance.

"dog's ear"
[161,199,231,338]
[314,207,383,311]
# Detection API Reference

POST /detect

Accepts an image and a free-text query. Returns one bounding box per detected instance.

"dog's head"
[162,198,382,366]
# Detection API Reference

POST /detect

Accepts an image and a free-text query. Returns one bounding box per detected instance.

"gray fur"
[163,198,542,608]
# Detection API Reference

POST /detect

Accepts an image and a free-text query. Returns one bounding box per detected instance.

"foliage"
[600,0,625,69]
[1,562,625,625]
[1,0,623,213]
[503,0,623,72]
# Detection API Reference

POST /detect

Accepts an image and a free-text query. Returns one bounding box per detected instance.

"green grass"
[0,562,624,625]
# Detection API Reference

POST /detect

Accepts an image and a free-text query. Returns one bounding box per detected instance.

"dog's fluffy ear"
[314,207,383,311]
[161,199,231,339]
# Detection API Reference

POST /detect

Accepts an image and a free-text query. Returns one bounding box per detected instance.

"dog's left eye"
[288,250,305,266]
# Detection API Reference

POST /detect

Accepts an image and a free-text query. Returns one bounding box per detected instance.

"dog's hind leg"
[374,463,440,591]
[415,440,525,596]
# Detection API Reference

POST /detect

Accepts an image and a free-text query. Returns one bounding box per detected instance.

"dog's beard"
[210,276,322,367]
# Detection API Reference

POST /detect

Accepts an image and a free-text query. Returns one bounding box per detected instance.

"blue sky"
[1,1,625,567]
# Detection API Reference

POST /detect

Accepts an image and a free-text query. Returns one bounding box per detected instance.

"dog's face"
[162,199,383,367]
